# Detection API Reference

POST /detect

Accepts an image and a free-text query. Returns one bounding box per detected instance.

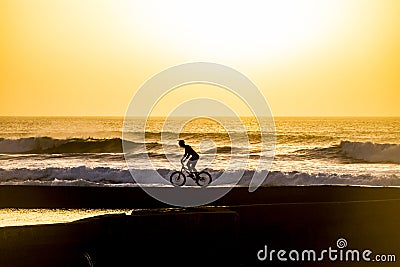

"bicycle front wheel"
[195,171,212,187]
[170,171,186,186]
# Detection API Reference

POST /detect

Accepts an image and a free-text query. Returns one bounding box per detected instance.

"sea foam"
[340,141,400,164]
[0,167,399,187]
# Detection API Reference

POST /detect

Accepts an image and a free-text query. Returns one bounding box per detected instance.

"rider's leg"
[186,160,193,172]
[192,159,198,173]
[187,159,198,173]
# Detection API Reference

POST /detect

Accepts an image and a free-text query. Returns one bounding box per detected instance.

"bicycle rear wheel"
[170,171,186,186]
[195,171,212,186]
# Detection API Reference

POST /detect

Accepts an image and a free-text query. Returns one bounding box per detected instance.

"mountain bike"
[170,163,212,187]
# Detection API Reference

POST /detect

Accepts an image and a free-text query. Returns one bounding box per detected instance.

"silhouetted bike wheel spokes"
[195,171,212,187]
[170,171,186,186]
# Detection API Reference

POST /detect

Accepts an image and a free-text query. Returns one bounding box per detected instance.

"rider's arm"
[181,152,188,163]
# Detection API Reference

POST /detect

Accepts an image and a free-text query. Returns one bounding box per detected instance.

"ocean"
[0,116,399,188]
[0,116,399,226]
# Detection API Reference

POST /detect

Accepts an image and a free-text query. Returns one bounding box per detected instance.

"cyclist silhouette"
[178,140,199,176]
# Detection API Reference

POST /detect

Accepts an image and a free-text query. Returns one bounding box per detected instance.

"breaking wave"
[0,137,257,155]
[340,141,400,164]
[0,137,159,154]
[0,167,398,187]
[290,141,400,164]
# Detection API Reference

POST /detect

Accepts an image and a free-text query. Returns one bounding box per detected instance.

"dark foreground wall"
[0,185,399,208]
[0,207,239,267]
[0,186,399,267]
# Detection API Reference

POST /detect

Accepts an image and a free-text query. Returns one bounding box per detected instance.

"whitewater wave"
[0,166,134,185]
[0,137,167,154]
[0,137,124,153]
[0,137,259,156]
[340,141,400,164]
[289,140,400,164]
[0,167,399,187]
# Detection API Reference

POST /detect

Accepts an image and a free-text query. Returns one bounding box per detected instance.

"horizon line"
[1,115,399,118]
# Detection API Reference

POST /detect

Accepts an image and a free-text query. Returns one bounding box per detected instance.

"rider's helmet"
[178,140,185,147]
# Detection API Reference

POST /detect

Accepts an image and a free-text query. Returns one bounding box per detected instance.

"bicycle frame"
[180,163,193,176]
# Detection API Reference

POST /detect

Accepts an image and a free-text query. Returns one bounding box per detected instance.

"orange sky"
[1,0,399,116]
